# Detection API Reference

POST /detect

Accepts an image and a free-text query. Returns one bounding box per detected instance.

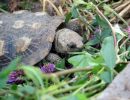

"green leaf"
[11,85,18,90]
[101,36,116,68]
[85,37,100,46]
[68,52,97,67]
[71,6,79,18]
[96,15,109,29]
[0,78,7,89]
[100,71,112,83]
[94,55,104,64]
[95,15,112,40]
[100,29,112,40]
[86,2,93,10]
[2,95,18,100]
[41,95,57,100]
[65,12,72,23]
[21,66,44,88]
[18,85,35,94]
[73,0,86,6]
[92,65,103,74]
[61,93,87,100]
[56,58,65,69]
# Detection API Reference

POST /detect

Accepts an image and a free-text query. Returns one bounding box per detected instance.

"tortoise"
[0,10,63,70]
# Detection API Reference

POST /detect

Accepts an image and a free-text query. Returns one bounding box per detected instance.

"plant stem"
[46,0,62,16]
[41,81,69,94]
[105,5,128,26]
[72,77,99,95]
[114,0,130,12]
[112,0,123,8]
[47,67,92,78]
[111,4,130,22]
[0,8,8,13]
[120,37,129,48]
[43,0,46,12]
[84,81,105,92]
[86,86,105,97]
[50,85,82,95]
[0,90,23,97]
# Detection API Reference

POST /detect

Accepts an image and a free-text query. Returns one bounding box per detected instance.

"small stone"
[55,28,83,53]
[45,53,61,64]
[65,19,82,33]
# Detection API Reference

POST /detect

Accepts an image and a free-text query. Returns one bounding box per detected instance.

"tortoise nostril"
[67,42,77,49]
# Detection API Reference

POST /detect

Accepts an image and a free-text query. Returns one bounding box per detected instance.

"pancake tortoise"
[0,11,63,70]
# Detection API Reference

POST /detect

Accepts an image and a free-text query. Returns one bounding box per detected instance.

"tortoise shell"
[0,11,63,69]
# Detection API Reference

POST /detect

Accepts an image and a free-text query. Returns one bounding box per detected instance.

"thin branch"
[43,0,46,12]
[0,8,8,13]
[111,4,130,22]
[120,37,129,48]
[46,0,62,16]
[112,0,124,8]
[46,67,92,78]
[114,0,130,12]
